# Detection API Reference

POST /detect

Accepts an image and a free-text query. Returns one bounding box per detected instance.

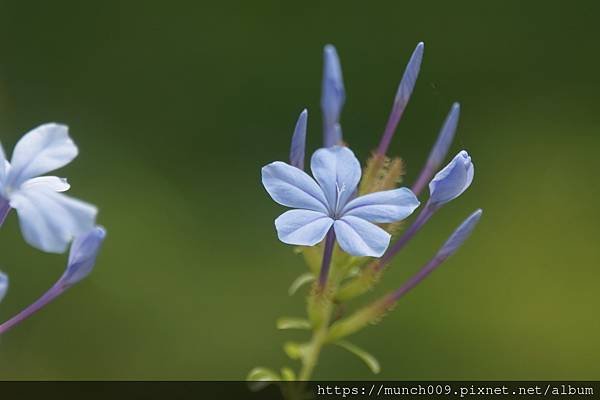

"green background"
[0,0,598,379]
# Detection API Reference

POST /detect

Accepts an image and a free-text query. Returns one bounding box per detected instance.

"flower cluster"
[0,124,105,335]
[250,42,482,384]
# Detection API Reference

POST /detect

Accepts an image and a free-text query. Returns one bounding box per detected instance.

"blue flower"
[428,150,474,206]
[0,124,97,253]
[262,146,420,257]
[0,272,7,303]
[321,45,345,147]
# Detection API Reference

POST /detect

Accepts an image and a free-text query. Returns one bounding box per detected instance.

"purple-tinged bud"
[321,45,345,147]
[0,226,106,335]
[0,272,7,303]
[429,150,474,206]
[386,209,483,304]
[376,42,424,155]
[61,226,106,288]
[412,103,460,195]
[289,109,308,170]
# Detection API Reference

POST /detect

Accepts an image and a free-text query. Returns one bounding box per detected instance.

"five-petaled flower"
[0,124,97,253]
[262,146,420,257]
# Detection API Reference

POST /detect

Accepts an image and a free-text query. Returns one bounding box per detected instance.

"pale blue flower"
[262,146,420,257]
[289,109,307,170]
[429,150,474,206]
[0,124,97,253]
[321,45,345,147]
[0,272,7,303]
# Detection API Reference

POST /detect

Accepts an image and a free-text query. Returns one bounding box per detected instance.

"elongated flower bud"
[0,272,7,303]
[412,103,460,195]
[387,209,482,303]
[289,109,308,170]
[376,42,424,155]
[321,45,345,147]
[429,150,474,206]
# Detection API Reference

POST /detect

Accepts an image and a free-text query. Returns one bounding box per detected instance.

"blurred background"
[0,0,599,380]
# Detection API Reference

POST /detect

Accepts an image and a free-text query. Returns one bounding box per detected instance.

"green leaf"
[276,317,311,330]
[246,367,280,391]
[288,273,315,296]
[283,341,307,360]
[280,367,296,381]
[334,340,381,374]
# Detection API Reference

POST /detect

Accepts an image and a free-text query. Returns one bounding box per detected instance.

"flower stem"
[298,323,329,381]
[377,201,437,269]
[0,283,64,335]
[317,228,336,289]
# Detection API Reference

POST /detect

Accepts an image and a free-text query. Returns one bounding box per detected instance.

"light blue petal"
[9,187,97,253]
[21,176,70,192]
[262,161,329,214]
[0,143,6,184]
[437,209,482,259]
[334,216,391,257]
[289,109,307,170]
[321,45,345,147]
[342,187,420,223]
[429,150,474,206]
[0,272,7,303]
[310,146,361,214]
[61,226,106,287]
[6,124,78,188]
[275,209,333,246]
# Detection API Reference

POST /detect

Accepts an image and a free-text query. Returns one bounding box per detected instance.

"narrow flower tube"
[386,209,482,304]
[317,228,336,289]
[412,103,460,195]
[376,42,424,156]
[0,272,7,303]
[0,227,106,335]
[321,45,345,147]
[289,109,308,170]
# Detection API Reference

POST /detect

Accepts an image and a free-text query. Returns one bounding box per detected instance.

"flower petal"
[310,146,361,213]
[275,209,333,246]
[21,176,70,192]
[9,187,97,253]
[342,187,420,223]
[7,124,78,188]
[0,143,6,184]
[0,271,7,303]
[429,150,474,206]
[334,216,391,257]
[262,161,329,213]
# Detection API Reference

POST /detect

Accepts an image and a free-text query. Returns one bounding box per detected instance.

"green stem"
[298,322,329,380]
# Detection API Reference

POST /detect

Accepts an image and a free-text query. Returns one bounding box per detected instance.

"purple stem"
[411,163,434,196]
[385,253,447,304]
[376,105,406,156]
[0,282,65,335]
[318,228,336,288]
[377,201,438,269]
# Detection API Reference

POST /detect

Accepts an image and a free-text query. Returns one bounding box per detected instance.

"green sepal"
[334,340,381,374]
[276,317,311,330]
[246,367,280,391]
[336,263,382,301]
[288,273,315,296]
[284,341,309,360]
[280,367,297,381]
[326,298,389,342]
